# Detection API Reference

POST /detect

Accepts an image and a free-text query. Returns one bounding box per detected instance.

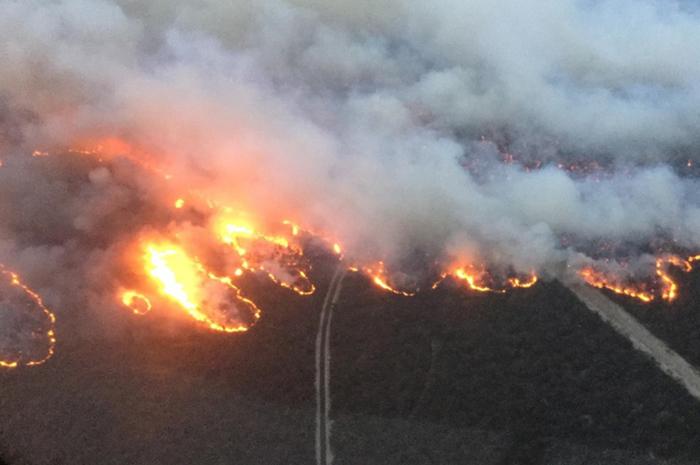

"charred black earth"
[1,254,700,465]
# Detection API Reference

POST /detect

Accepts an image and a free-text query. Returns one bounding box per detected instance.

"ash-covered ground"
[1,254,700,465]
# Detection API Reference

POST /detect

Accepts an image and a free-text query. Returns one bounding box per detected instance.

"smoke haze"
[1,0,700,324]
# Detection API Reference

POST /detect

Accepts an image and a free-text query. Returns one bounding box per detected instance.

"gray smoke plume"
[1,0,700,330]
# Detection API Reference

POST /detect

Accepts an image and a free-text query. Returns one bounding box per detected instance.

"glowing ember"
[0,266,57,368]
[144,243,260,333]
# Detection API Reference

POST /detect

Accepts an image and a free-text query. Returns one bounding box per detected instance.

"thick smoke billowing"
[1,0,700,326]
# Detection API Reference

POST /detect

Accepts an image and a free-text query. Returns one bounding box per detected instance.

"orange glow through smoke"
[40,141,699,338]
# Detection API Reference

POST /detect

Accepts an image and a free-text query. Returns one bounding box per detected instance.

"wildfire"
[657,255,693,301]
[141,243,261,333]
[117,210,328,332]
[0,266,57,369]
[507,275,539,289]
[121,290,152,315]
[578,254,699,303]
[282,220,300,237]
[68,137,174,179]
[452,267,504,293]
[28,145,700,345]
[444,266,538,294]
[578,267,655,303]
[215,214,315,296]
[351,261,539,296]
[282,219,343,258]
[355,262,416,297]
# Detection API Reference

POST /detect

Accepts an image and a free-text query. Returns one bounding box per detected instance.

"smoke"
[1,0,700,324]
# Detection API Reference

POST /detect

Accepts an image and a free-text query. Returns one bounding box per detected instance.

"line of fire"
[1,143,698,369]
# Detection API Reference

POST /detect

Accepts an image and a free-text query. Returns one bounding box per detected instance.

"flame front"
[507,275,539,289]
[448,266,538,294]
[215,215,315,296]
[45,144,696,337]
[578,267,655,303]
[578,254,699,303]
[452,267,503,293]
[356,262,417,297]
[354,261,538,296]
[117,211,324,333]
[142,243,260,333]
[0,266,57,368]
[657,255,692,301]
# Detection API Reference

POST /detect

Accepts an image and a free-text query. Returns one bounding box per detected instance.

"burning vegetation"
[0,266,56,368]
[2,0,700,371]
[579,255,700,304]
[2,143,698,369]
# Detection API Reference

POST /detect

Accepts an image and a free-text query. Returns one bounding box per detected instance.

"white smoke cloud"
[0,0,699,309]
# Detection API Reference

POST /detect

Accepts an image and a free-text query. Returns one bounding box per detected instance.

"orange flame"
[657,255,692,302]
[0,266,57,368]
[45,142,696,320]
[143,243,260,333]
[507,275,539,289]
[30,145,700,314]
[452,267,504,293]
[447,266,538,294]
[353,260,539,296]
[214,214,315,296]
[121,290,152,315]
[282,219,343,257]
[578,267,655,303]
[353,262,416,297]
[578,254,699,303]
